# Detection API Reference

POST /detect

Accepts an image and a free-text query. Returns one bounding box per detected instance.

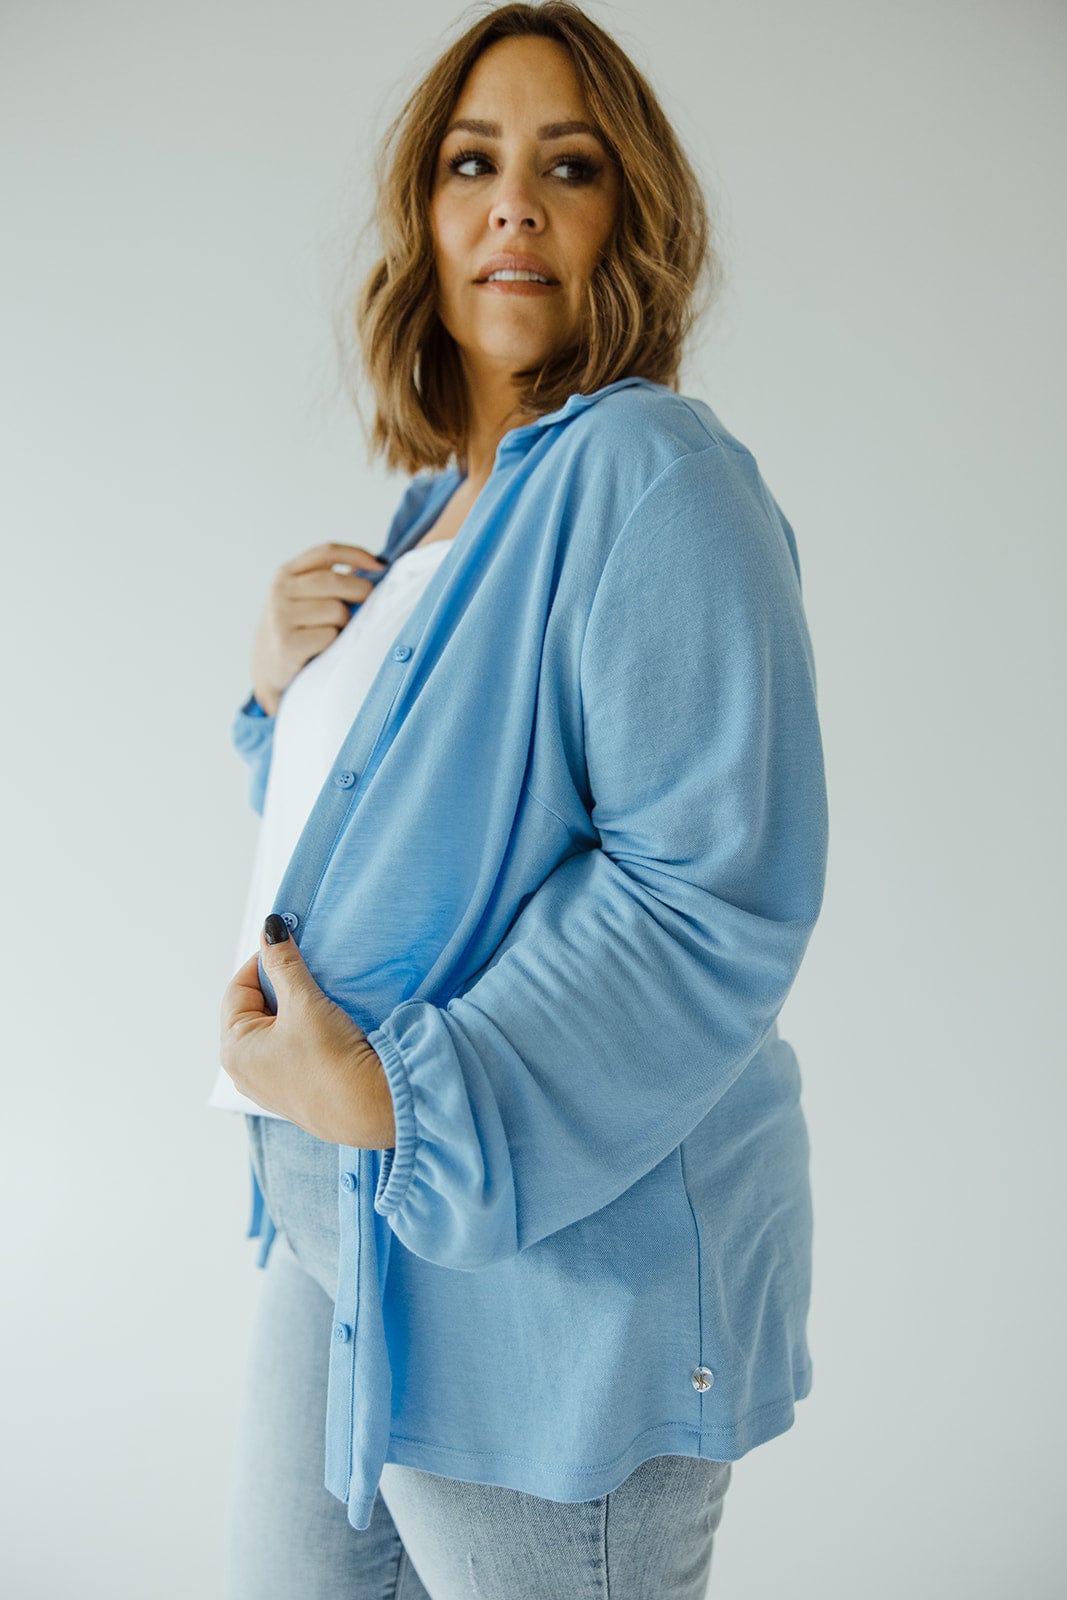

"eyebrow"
[443,118,606,144]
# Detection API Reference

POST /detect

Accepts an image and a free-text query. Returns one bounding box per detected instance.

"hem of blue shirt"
[383,1382,810,1486]
[342,1383,811,1530]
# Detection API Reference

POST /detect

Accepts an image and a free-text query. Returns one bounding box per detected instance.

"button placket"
[269,643,416,945]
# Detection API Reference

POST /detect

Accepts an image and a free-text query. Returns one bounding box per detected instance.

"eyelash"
[445,147,602,184]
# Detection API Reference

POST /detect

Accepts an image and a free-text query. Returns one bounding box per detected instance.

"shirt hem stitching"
[383,1383,811,1477]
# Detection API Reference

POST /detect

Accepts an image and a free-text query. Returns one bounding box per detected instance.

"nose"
[489,173,545,232]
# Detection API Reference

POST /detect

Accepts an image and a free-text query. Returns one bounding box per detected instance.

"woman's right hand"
[250,542,388,716]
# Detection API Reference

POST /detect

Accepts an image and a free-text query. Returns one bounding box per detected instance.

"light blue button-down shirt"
[230,375,829,1529]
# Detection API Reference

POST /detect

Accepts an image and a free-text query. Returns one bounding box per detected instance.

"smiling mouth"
[475,267,559,283]
[473,273,563,299]
[474,279,561,295]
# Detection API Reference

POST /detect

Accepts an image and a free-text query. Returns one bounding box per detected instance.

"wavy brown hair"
[336,1,721,476]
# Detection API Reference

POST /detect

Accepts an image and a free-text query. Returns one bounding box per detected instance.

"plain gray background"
[2,1,1063,1594]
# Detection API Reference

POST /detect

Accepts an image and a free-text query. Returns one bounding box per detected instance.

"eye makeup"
[444,147,603,184]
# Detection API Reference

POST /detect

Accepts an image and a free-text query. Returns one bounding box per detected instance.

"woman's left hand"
[219,917,396,1149]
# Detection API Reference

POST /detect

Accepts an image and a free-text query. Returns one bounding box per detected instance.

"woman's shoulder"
[569,378,758,479]
[559,380,765,537]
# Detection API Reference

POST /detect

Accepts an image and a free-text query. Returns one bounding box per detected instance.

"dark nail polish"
[264,913,290,944]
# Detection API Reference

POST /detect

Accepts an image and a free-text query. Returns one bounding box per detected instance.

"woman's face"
[430,34,621,393]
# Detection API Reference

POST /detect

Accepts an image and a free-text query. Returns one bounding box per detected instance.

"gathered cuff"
[366,1016,419,1218]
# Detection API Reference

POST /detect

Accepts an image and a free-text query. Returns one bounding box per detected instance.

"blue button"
[335,770,355,788]
[393,644,412,661]
[340,1171,357,1191]
[333,1322,352,1343]
[280,911,299,930]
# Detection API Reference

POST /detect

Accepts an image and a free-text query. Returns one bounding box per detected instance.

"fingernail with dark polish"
[264,914,290,944]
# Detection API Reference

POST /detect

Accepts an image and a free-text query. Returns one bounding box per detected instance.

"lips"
[474,251,560,284]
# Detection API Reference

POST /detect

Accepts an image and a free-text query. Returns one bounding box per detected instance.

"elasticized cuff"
[366,1022,419,1218]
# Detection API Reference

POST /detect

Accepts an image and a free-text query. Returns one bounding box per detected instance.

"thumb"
[260,913,318,999]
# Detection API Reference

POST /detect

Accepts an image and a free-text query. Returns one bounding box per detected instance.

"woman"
[210,3,828,1596]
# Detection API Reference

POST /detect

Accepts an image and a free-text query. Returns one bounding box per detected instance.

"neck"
[457,363,534,485]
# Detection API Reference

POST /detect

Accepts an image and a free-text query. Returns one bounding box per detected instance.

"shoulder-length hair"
[337,1,722,476]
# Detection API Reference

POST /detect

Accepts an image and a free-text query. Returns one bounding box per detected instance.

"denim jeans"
[224,1114,734,1599]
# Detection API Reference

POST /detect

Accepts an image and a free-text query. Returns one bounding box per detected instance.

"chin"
[476,332,566,368]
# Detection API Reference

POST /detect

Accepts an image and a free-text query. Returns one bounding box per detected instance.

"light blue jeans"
[224,1114,733,1599]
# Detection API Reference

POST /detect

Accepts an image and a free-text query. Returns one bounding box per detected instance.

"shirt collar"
[494,375,664,459]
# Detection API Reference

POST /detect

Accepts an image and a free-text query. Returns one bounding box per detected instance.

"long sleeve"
[365,442,829,1272]
[231,691,275,816]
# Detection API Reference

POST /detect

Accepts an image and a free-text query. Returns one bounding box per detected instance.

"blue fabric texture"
[229,376,829,1531]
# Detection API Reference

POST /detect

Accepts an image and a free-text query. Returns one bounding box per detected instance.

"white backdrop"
[2,1,1063,1594]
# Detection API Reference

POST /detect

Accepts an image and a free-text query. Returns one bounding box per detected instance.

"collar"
[494,375,664,459]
